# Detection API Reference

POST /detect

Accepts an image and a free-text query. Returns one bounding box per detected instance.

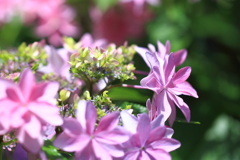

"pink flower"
[35,5,80,46]
[120,0,160,14]
[79,33,107,49]
[38,45,71,80]
[91,3,153,45]
[53,100,130,160]
[120,111,180,160]
[0,68,63,153]
[141,52,198,126]
[135,40,188,67]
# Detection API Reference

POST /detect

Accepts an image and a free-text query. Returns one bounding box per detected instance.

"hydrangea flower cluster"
[0,0,79,46]
[0,33,197,159]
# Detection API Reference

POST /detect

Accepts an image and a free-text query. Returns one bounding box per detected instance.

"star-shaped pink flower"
[141,52,198,126]
[53,100,130,160]
[120,111,180,160]
[0,68,63,153]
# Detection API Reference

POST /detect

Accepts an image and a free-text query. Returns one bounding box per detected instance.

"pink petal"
[96,127,129,145]
[167,92,191,122]
[0,78,15,99]
[157,41,166,59]
[145,52,160,68]
[165,128,174,138]
[146,126,166,144]
[137,114,150,146]
[92,139,112,160]
[100,143,124,158]
[28,102,63,126]
[151,138,181,152]
[18,132,43,154]
[165,40,171,55]
[54,133,90,152]
[140,72,163,94]
[121,111,138,134]
[169,81,198,98]
[10,107,28,128]
[19,69,36,101]
[77,100,96,134]
[6,88,22,103]
[123,151,140,160]
[138,151,151,160]
[22,115,42,139]
[61,118,82,135]
[135,46,151,67]
[167,96,176,127]
[150,113,164,130]
[164,53,175,84]
[145,148,171,160]
[36,82,59,104]
[96,112,120,133]
[174,49,187,66]
[173,66,191,84]
[29,82,49,101]
[155,91,172,122]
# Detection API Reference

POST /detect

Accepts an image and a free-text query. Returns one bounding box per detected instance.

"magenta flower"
[120,111,180,160]
[141,52,198,126]
[0,68,63,153]
[135,40,188,67]
[53,100,130,160]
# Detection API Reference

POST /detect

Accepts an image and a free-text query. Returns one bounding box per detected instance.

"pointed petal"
[148,44,156,53]
[165,40,171,54]
[135,46,151,67]
[151,114,165,130]
[18,132,43,154]
[173,67,191,84]
[96,112,120,133]
[145,148,171,160]
[157,41,166,59]
[100,143,124,158]
[139,151,151,160]
[19,69,36,101]
[168,93,191,122]
[151,138,181,152]
[174,49,187,66]
[36,82,59,104]
[169,81,198,98]
[167,95,176,127]
[62,118,82,135]
[28,102,63,126]
[6,88,22,103]
[155,91,172,122]
[140,72,163,94]
[0,78,15,99]
[146,126,166,144]
[92,140,112,160]
[121,111,138,134]
[146,52,160,68]
[53,132,90,152]
[96,127,129,144]
[164,53,175,84]
[165,128,174,138]
[124,151,140,160]
[137,114,150,146]
[77,100,96,134]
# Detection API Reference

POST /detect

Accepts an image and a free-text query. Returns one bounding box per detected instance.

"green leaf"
[42,140,73,160]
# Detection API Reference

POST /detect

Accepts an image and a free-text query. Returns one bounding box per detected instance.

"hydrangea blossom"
[135,40,188,67]
[0,68,63,153]
[53,100,130,160]
[120,111,180,160]
[141,52,198,126]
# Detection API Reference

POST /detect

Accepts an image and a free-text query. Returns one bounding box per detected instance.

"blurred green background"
[0,0,240,160]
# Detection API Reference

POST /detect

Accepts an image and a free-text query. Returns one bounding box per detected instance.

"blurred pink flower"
[53,100,129,160]
[120,0,160,14]
[0,68,63,153]
[120,111,180,160]
[35,5,80,46]
[79,33,108,48]
[91,3,153,45]
[141,53,198,126]
[135,40,188,67]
